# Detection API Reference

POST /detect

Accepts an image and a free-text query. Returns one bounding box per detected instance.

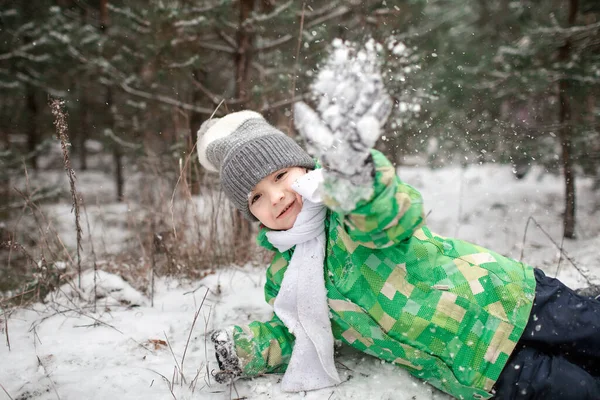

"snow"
[1,163,599,400]
[46,270,149,308]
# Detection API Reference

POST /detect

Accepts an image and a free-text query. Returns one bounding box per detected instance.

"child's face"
[249,167,308,230]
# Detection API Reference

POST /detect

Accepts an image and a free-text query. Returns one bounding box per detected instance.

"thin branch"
[37,356,61,400]
[216,29,237,49]
[298,2,340,18]
[190,78,222,106]
[0,382,15,400]
[262,94,310,113]
[81,199,98,312]
[197,42,236,54]
[147,368,177,400]
[4,314,10,351]
[256,34,295,52]
[119,81,216,114]
[519,216,594,285]
[203,304,214,387]
[242,0,293,27]
[106,4,150,28]
[554,234,566,278]
[305,6,350,29]
[180,288,210,374]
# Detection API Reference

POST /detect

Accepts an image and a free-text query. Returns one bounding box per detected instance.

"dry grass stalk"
[37,355,61,400]
[49,98,83,289]
[81,201,98,312]
[3,312,10,351]
[0,382,14,400]
[180,288,209,377]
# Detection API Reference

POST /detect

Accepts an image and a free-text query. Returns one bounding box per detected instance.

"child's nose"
[271,191,284,205]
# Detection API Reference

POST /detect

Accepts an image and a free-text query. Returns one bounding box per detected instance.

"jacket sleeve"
[230,252,295,377]
[325,149,425,248]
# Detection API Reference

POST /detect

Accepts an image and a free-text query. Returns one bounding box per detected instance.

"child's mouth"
[277,201,295,218]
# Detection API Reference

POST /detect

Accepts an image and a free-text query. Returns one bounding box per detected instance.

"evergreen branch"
[106,4,150,28]
[14,72,68,98]
[531,19,600,37]
[174,16,207,28]
[216,29,237,49]
[197,42,236,54]
[256,34,295,52]
[119,81,216,114]
[242,0,294,27]
[167,55,200,69]
[299,2,340,18]
[305,6,350,29]
[260,94,311,112]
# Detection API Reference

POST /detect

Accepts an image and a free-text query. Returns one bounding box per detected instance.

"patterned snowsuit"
[230,150,537,400]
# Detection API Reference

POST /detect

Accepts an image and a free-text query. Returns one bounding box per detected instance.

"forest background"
[1,0,600,306]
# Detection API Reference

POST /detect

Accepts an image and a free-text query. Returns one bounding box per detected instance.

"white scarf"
[266,169,341,392]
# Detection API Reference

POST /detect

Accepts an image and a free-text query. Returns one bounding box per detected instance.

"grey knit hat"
[197,110,315,221]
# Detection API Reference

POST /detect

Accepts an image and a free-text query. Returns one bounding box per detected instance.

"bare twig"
[180,288,210,376]
[147,368,177,400]
[1,240,39,270]
[4,314,10,351]
[170,99,224,240]
[0,382,14,400]
[189,367,202,393]
[554,234,566,279]
[11,184,75,266]
[37,355,61,400]
[81,199,98,312]
[163,331,183,381]
[520,216,593,285]
[335,360,369,377]
[204,304,214,387]
[183,284,216,297]
[50,98,83,289]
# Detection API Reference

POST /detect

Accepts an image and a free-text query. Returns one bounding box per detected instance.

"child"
[197,109,600,400]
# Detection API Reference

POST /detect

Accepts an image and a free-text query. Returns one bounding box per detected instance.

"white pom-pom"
[196,110,264,172]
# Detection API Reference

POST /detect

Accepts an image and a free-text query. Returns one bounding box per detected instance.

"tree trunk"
[0,133,9,220]
[77,4,90,171]
[235,0,255,102]
[558,0,579,239]
[25,84,39,170]
[114,145,124,201]
[190,70,204,195]
[78,86,90,171]
[99,0,123,201]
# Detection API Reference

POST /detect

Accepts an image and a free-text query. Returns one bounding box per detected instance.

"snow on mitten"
[210,329,242,384]
[293,39,393,213]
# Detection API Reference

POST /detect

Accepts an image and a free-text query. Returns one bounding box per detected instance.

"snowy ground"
[1,163,599,400]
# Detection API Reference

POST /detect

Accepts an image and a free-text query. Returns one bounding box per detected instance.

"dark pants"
[493,269,600,400]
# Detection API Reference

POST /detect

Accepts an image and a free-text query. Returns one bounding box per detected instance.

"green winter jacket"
[231,150,536,400]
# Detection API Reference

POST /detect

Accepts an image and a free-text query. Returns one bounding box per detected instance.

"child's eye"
[275,170,287,181]
[250,193,261,205]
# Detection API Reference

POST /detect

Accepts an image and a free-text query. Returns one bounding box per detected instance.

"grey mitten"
[210,329,242,384]
[294,97,392,213]
[293,39,393,213]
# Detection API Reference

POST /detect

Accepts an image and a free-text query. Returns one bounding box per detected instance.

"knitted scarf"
[266,169,341,392]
